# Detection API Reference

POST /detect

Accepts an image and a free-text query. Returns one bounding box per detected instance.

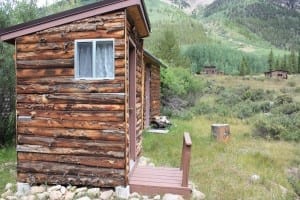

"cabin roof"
[203,66,216,69]
[264,69,289,74]
[144,50,167,68]
[0,0,150,44]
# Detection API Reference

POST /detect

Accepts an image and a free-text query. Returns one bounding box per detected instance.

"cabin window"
[75,39,115,79]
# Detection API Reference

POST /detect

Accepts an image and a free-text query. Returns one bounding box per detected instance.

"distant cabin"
[264,70,288,79]
[0,0,164,188]
[202,66,217,75]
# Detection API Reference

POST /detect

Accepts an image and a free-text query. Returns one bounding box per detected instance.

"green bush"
[161,67,204,115]
[254,112,300,141]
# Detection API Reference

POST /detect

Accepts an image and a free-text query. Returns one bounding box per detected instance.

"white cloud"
[36,0,59,7]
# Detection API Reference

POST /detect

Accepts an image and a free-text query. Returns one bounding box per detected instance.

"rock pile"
[0,157,205,200]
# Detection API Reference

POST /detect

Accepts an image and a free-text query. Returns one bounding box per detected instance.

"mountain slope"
[202,0,300,49]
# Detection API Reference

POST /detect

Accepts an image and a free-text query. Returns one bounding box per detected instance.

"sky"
[36,0,59,7]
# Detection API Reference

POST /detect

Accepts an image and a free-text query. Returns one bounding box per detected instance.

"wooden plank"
[18,152,125,169]
[17,93,125,104]
[18,135,125,151]
[18,172,124,187]
[17,68,74,78]
[17,77,125,85]
[18,161,124,177]
[129,184,191,199]
[17,145,124,158]
[17,59,74,68]
[17,118,125,130]
[18,110,124,122]
[17,83,124,94]
[17,103,125,112]
[18,127,125,141]
[16,29,125,44]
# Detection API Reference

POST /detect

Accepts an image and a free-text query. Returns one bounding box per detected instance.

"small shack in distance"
[264,69,288,79]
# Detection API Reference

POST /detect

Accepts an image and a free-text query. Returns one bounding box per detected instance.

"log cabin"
[0,0,163,188]
[264,69,288,79]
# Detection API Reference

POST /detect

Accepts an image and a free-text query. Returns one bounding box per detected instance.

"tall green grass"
[0,146,16,193]
[143,117,300,199]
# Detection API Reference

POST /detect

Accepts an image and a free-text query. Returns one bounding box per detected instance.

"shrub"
[161,67,204,114]
[275,95,293,105]
[254,112,300,141]
[287,81,296,87]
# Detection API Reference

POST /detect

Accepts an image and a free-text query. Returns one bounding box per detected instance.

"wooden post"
[180,132,192,187]
[211,124,230,142]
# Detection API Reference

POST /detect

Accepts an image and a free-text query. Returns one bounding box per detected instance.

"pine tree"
[281,54,287,71]
[298,49,300,73]
[239,57,249,76]
[289,50,296,73]
[268,49,274,71]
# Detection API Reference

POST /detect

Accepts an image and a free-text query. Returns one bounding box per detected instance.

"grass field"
[0,146,16,193]
[143,116,300,199]
[143,75,300,199]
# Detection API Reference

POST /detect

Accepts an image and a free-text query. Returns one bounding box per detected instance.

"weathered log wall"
[150,65,160,118]
[126,19,144,161]
[16,11,127,187]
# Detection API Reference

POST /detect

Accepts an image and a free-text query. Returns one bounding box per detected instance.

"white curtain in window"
[78,42,92,78]
[96,41,114,78]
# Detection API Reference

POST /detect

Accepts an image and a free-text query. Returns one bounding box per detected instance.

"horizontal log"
[18,135,125,151]
[16,29,125,44]
[17,77,125,85]
[17,145,124,158]
[17,59,74,68]
[17,103,125,112]
[18,161,124,177]
[17,50,74,60]
[18,110,124,122]
[17,83,124,94]
[17,42,74,53]
[17,68,74,78]
[18,153,125,169]
[18,127,125,141]
[17,172,124,187]
[17,118,125,130]
[17,93,125,104]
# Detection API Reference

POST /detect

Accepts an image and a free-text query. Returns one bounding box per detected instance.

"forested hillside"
[200,0,300,49]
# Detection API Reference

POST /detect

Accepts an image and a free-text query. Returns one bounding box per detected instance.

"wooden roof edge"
[264,69,289,73]
[144,49,167,68]
[0,0,151,44]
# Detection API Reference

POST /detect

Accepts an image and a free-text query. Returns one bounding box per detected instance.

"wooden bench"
[129,132,192,199]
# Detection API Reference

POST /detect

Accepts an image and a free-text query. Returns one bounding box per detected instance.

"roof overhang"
[0,0,151,44]
[144,50,167,68]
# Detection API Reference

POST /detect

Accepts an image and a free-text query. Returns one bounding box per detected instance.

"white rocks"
[30,186,46,194]
[192,190,206,200]
[60,186,66,195]
[5,183,13,191]
[17,182,30,195]
[250,174,260,183]
[75,187,88,193]
[1,190,12,198]
[115,185,130,199]
[153,195,161,200]
[130,192,141,199]
[100,190,114,200]
[87,188,100,198]
[49,190,62,200]
[76,196,91,200]
[64,191,75,200]
[162,193,184,200]
[36,192,49,200]
[48,185,61,192]
[27,194,37,200]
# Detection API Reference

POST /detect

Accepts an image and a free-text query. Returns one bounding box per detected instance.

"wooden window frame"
[74,38,115,80]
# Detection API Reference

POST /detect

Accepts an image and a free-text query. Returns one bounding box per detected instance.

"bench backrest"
[180,132,192,187]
